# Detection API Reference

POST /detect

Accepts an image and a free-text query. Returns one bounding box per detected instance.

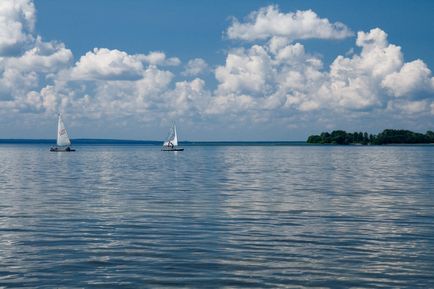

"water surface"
[0,144,433,288]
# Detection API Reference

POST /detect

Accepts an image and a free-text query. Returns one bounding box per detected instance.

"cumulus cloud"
[215,45,274,95]
[401,100,430,114]
[0,37,72,108]
[164,78,210,117]
[323,28,434,110]
[320,28,403,110]
[182,58,209,76]
[0,0,73,114]
[7,37,72,73]
[0,0,36,56]
[207,93,256,115]
[70,48,145,81]
[215,26,434,117]
[214,35,327,113]
[382,60,434,97]
[1,1,433,139]
[51,64,175,119]
[227,5,352,41]
[69,49,181,81]
[138,51,181,66]
[0,0,183,120]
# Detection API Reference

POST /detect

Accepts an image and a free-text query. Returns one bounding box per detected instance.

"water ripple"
[0,144,433,288]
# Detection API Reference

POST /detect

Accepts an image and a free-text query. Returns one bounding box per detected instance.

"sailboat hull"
[50,146,76,152]
[161,147,184,151]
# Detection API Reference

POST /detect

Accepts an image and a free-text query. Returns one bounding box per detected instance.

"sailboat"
[50,114,75,152]
[161,123,184,151]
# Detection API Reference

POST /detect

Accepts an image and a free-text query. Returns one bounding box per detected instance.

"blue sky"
[1,0,433,140]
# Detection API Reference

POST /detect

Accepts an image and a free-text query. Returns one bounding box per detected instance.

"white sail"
[163,123,178,147]
[57,114,71,147]
[172,125,178,146]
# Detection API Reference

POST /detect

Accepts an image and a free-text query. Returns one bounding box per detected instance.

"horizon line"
[0,138,306,143]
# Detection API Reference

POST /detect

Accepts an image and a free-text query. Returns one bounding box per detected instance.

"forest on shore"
[307,129,434,145]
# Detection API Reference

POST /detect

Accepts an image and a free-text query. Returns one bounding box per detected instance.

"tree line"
[307,129,434,145]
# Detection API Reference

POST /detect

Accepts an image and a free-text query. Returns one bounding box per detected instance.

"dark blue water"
[1,144,433,288]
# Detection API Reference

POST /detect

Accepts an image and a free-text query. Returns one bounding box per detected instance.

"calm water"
[0,144,433,288]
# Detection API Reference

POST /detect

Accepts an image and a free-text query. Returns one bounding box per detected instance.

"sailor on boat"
[161,123,184,151]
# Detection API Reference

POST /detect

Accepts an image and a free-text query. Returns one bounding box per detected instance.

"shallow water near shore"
[1,144,433,288]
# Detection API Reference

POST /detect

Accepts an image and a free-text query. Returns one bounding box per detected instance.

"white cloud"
[320,28,434,111]
[215,45,274,95]
[138,51,181,66]
[206,93,255,115]
[213,26,434,117]
[227,5,352,41]
[271,40,305,63]
[71,48,145,81]
[323,28,405,110]
[1,1,433,139]
[402,100,429,114]
[382,59,434,97]
[164,78,210,117]
[299,100,320,112]
[0,0,35,56]
[356,27,388,49]
[0,1,71,112]
[213,37,327,113]
[68,49,181,82]
[135,65,174,100]
[182,58,209,76]
[6,37,72,73]
[354,29,403,77]
[0,37,72,106]
[388,99,431,115]
[56,64,174,118]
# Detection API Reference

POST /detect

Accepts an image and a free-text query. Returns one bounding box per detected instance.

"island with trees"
[307,129,434,145]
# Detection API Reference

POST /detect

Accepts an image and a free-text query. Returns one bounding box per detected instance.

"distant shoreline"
[0,139,306,146]
[0,139,433,146]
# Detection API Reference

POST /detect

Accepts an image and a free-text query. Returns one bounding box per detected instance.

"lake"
[1,144,433,288]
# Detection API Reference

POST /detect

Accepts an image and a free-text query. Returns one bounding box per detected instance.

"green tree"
[307,135,322,143]
[426,131,434,142]
[358,132,363,143]
[320,132,331,144]
[363,132,369,145]
[306,129,433,145]
[331,130,348,144]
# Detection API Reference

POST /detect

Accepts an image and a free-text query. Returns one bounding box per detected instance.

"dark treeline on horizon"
[307,129,434,145]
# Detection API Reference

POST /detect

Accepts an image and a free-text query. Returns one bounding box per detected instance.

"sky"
[1,0,433,141]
